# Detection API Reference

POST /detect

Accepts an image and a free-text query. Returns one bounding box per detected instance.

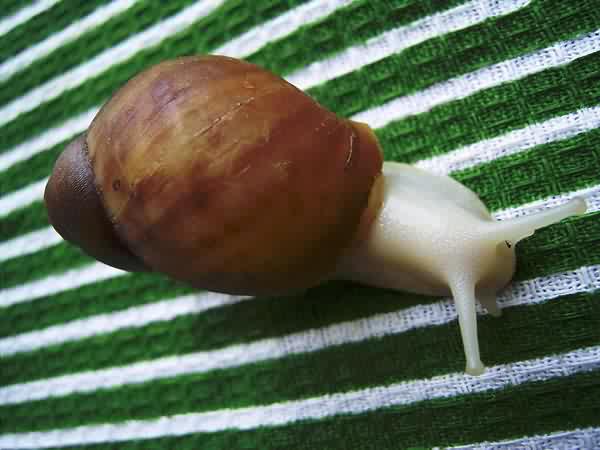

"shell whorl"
[44,134,148,272]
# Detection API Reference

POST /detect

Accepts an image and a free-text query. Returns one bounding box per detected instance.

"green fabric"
[0,201,47,241]
[0,272,186,338]
[310,0,600,117]
[3,212,600,386]
[0,0,33,20]
[1,0,599,448]
[12,371,600,449]
[3,292,600,434]
[0,0,113,63]
[0,0,309,148]
[0,140,65,196]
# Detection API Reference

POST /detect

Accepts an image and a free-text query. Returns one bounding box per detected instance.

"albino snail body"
[336,162,586,374]
[45,55,586,375]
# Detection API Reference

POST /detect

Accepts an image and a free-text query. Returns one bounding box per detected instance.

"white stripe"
[354,29,600,128]
[3,109,598,257]
[3,86,593,220]
[0,1,585,177]
[0,292,251,356]
[0,225,61,263]
[3,97,599,227]
[1,346,598,448]
[451,427,600,450]
[0,0,353,129]
[0,261,126,309]
[0,0,60,37]
[0,175,600,338]
[1,250,597,359]
[0,0,352,175]
[289,0,530,90]
[0,0,138,82]
[1,0,352,84]
[0,22,596,192]
[416,105,600,175]
[0,3,596,311]
[215,0,354,59]
[0,177,47,218]
[1,263,597,405]
[0,107,97,173]
[2,139,598,313]
[0,0,225,128]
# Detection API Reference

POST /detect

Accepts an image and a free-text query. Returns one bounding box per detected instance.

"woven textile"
[1,0,599,448]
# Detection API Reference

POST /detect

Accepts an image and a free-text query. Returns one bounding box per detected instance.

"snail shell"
[45,55,383,296]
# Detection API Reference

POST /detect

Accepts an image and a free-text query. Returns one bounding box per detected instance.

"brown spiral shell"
[45,55,383,296]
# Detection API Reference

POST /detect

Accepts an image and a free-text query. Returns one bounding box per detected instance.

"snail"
[44,55,586,375]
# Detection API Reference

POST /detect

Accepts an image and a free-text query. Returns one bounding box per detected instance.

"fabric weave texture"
[0,0,599,448]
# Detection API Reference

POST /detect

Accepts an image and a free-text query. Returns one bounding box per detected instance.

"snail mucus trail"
[44,55,587,375]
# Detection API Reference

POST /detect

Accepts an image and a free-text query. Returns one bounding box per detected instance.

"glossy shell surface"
[86,56,382,295]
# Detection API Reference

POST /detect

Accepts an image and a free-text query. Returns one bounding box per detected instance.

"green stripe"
[0,0,308,141]
[2,290,598,434]
[0,0,461,191]
[3,43,599,243]
[0,281,423,385]
[0,0,465,109]
[516,212,600,281]
[248,0,465,77]
[0,0,112,63]
[307,0,600,118]
[1,0,595,157]
[2,210,598,386]
[377,51,600,164]
[0,200,47,242]
[27,368,596,449]
[1,137,598,341]
[2,0,598,447]
[4,23,600,198]
[0,0,35,21]
[0,208,597,359]
[59,371,600,450]
[3,120,598,289]
[0,271,191,338]
[454,127,600,211]
[0,0,196,105]
[0,243,91,289]
[0,140,63,197]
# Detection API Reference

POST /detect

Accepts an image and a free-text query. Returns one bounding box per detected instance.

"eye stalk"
[486,197,587,244]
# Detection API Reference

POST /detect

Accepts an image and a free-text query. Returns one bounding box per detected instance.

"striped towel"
[1,0,599,448]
